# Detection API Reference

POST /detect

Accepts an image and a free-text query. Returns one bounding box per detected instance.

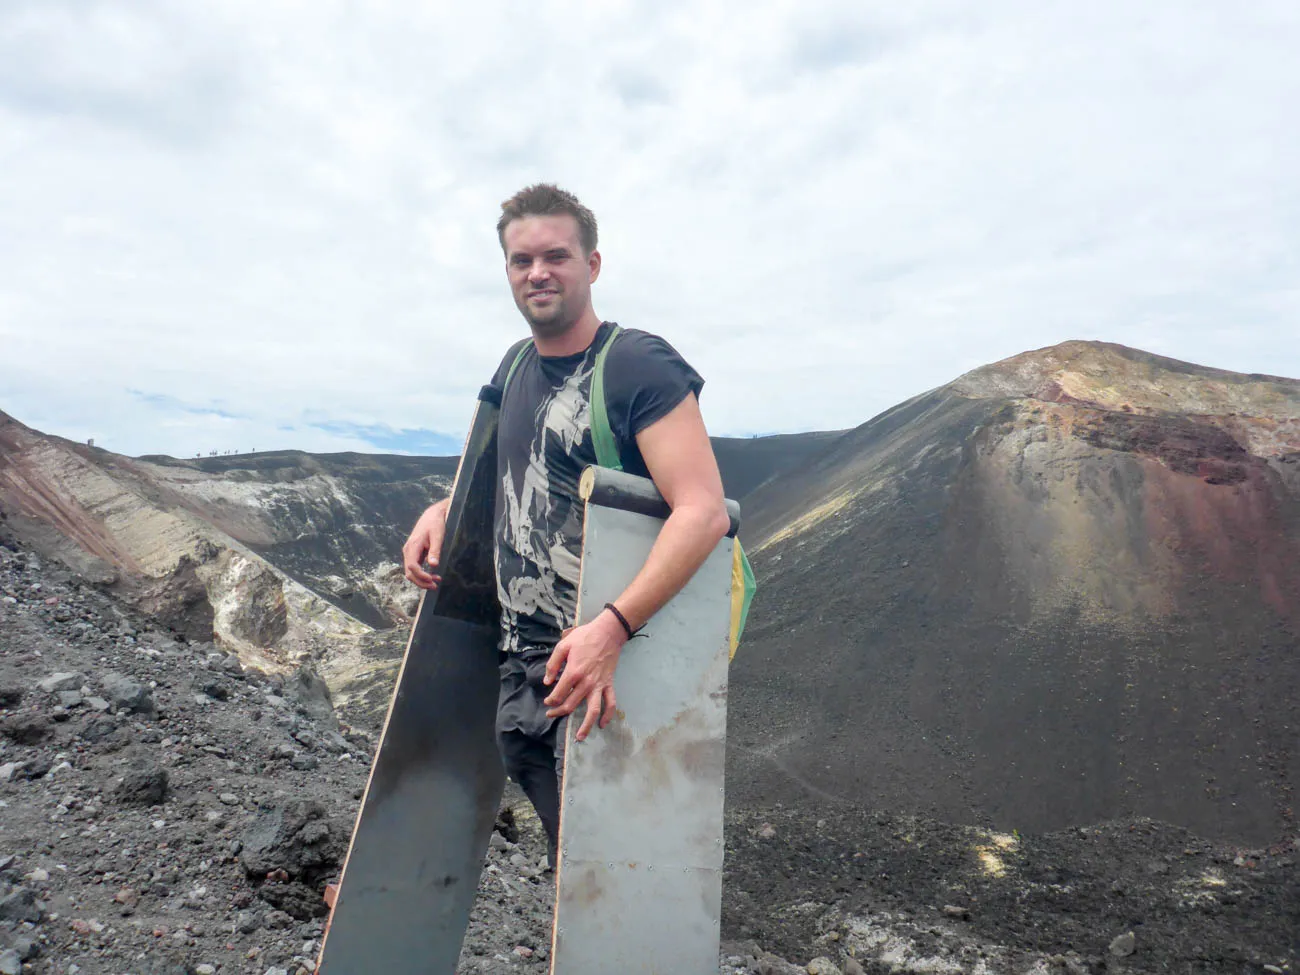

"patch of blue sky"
[127,389,244,420]
[308,422,461,456]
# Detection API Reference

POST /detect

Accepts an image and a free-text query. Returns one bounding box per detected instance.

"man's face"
[503,214,600,338]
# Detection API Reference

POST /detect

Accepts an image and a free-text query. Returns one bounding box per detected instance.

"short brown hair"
[496,183,598,255]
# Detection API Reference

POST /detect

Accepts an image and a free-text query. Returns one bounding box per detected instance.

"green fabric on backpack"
[501,326,756,654]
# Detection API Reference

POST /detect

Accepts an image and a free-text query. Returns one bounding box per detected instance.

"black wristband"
[603,602,641,640]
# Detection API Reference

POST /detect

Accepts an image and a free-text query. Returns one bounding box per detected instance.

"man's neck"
[531,309,603,357]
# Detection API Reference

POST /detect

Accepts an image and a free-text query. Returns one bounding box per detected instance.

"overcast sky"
[2,1,1297,459]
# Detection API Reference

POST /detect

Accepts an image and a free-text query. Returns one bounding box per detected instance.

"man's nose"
[526,260,550,282]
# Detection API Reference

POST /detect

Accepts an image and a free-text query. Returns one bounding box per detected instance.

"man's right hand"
[402,498,451,589]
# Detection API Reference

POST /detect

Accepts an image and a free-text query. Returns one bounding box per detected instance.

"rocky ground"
[2,535,1297,974]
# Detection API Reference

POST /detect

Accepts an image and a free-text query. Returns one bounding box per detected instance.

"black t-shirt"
[489,321,704,653]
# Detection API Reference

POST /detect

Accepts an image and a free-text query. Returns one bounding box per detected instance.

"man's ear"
[588,248,601,284]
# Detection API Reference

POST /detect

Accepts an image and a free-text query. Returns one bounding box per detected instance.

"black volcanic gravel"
[2,538,1297,974]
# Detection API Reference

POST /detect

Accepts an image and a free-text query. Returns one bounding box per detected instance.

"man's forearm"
[603,500,730,633]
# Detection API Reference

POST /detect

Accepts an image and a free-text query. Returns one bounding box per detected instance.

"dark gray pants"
[496,648,566,868]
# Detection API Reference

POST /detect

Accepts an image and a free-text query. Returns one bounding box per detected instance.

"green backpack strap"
[589,324,624,471]
[501,339,531,396]
[502,328,622,470]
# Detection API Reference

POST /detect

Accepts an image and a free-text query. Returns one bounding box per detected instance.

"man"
[402,183,730,866]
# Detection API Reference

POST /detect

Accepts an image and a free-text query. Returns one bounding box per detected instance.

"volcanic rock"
[100,673,155,714]
[78,714,121,743]
[114,764,169,805]
[282,664,336,730]
[0,887,42,924]
[239,800,344,882]
[0,713,50,745]
[1110,931,1137,957]
[134,554,215,643]
[258,881,328,921]
[36,672,84,694]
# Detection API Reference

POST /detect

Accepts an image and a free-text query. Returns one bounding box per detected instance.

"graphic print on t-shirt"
[495,357,595,654]
[492,323,705,655]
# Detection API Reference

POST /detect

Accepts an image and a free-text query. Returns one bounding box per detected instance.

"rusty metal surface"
[552,502,734,974]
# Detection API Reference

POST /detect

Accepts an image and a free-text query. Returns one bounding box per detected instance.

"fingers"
[402,553,440,589]
[404,563,438,588]
[544,670,582,713]
[599,685,618,729]
[543,642,570,688]
[402,530,442,589]
[575,686,603,741]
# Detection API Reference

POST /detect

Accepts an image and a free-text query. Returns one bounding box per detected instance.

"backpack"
[500,325,756,658]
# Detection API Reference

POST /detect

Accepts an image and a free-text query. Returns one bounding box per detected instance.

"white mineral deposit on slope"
[201,550,369,673]
[139,461,282,510]
[365,561,420,619]
[147,468,368,539]
[973,831,1019,879]
[843,911,1000,974]
[318,648,400,716]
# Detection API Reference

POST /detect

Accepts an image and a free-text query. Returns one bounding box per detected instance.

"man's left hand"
[543,610,628,741]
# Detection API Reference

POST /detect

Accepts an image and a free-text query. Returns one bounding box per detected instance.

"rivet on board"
[608,862,614,869]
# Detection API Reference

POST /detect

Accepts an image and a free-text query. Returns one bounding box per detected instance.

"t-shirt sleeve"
[603,329,705,449]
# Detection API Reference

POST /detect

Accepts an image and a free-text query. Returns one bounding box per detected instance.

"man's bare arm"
[402,497,450,590]
[600,391,730,631]
[543,392,731,740]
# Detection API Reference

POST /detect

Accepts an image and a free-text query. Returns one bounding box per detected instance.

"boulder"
[114,764,169,806]
[0,887,42,924]
[101,673,155,714]
[36,672,84,694]
[0,714,51,745]
[239,799,345,883]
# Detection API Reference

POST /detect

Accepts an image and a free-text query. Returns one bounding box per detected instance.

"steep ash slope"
[732,341,1300,846]
[711,431,848,503]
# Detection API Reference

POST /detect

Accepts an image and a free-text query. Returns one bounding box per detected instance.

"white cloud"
[1,0,1297,457]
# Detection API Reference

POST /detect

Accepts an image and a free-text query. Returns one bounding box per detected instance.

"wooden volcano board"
[550,501,734,975]
[317,391,506,975]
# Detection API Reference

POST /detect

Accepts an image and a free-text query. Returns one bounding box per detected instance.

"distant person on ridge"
[401,183,730,867]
